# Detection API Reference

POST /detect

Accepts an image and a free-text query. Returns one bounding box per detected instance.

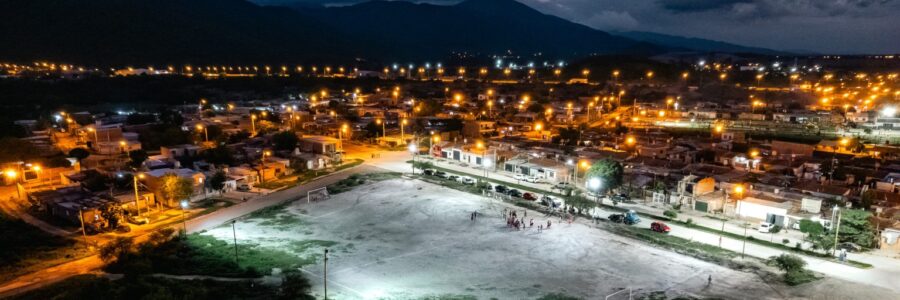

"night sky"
[255,0,900,54]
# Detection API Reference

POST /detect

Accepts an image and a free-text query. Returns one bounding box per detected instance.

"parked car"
[461,177,476,185]
[423,169,435,176]
[758,222,773,233]
[608,210,641,225]
[540,195,561,208]
[115,224,132,233]
[553,182,571,190]
[448,175,459,181]
[494,185,509,193]
[522,192,537,201]
[838,242,862,252]
[514,174,526,181]
[525,175,543,183]
[127,216,149,225]
[507,189,522,197]
[650,222,671,233]
[434,171,448,179]
[237,183,251,192]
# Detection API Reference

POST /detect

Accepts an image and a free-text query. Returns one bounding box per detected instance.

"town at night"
[1,0,900,299]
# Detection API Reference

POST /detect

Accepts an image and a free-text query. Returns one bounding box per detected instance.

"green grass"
[105,232,310,277]
[296,158,364,184]
[326,172,402,194]
[537,293,584,300]
[0,213,91,282]
[6,274,282,300]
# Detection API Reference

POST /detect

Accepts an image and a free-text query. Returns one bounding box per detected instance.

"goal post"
[307,187,330,203]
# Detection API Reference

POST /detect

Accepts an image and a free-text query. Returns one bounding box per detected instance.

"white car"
[758,222,773,233]
[514,174,526,181]
[525,175,543,183]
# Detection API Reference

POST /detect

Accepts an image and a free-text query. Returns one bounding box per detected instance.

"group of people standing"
[501,208,550,232]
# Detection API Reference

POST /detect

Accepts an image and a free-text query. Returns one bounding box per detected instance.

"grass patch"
[537,293,584,300]
[0,213,90,282]
[287,240,339,255]
[296,158,364,184]
[105,231,310,277]
[6,274,282,300]
[608,224,751,270]
[417,294,478,300]
[326,172,402,194]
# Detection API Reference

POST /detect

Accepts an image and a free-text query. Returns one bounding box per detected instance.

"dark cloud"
[251,0,900,53]
[658,0,751,12]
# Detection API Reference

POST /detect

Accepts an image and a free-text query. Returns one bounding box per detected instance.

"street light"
[196,124,208,142]
[180,200,189,234]
[250,114,257,136]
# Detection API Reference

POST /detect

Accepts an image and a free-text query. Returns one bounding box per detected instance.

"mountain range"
[0,0,784,66]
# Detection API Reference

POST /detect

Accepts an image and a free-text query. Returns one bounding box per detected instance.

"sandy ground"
[202,178,900,300]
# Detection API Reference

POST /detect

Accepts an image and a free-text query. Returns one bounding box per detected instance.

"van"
[758,222,772,233]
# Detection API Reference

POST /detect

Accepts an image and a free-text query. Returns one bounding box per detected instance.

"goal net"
[307,187,330,203]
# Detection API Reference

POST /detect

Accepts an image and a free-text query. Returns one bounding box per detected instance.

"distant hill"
[296,0,664,61]
[0,0,356,65]
[612,31,787,55]
[1,0,773,65]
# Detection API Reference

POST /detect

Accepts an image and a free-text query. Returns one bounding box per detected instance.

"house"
[676,175,716,208]
[143,168,207,206]
[439,142,498,169]
[502,157,570,183]
[160,145,201,160]
[734,195,793,227]
[463,120,497,138]
[28,186,136,229]
[299,135,341,158]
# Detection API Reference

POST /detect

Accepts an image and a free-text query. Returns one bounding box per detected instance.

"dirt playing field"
[200,177,900,300]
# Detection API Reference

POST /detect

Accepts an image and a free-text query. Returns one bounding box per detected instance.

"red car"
[522,192,537,201]
[650,222,670,233]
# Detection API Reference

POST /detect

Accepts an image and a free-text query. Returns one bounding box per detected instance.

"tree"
[160,174,194,207]
[208,171,227,192]
[0,137,39,163]
[584,159,624,193]
[128,149,149,168]
[99,237,134,263]
[767,254,815,285]
[279,270,315,300]
[798,219,824,235]
[527,103,544,114]
[100,204,125,229]
[68,147,90,163]
[43,156,73,168]
[202,145,235,166]
[838,209,876,248]
[860,190,877,210]
[556,126,581,146]
[272,131,299,151]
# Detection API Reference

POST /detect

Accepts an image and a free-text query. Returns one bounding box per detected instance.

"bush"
[782,239,790,245]
[794,242,802,250]
[769,225,782,234]
[768,254,806,273]
[685,218,694,226]
[784,269,818,286]
[663,209,678,219]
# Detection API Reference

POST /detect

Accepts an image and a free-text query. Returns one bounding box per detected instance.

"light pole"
[401,119,407,144]
[339,124,348,152]
[260,150,271,183]
[180,200,189,235]
[250,114,257,136]
[430,135,440,158]
[196,124,208,142]
[133,173,145,217]
[409,142,417,174]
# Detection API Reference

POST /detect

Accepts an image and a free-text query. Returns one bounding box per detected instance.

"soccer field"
[200,177,864,299]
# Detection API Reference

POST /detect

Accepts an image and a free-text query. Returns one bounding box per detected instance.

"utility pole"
[232,220,239,265]
[832,208,843,257]
[741,222,748,259]
[323,248,329,300]
[78,207,89,250]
